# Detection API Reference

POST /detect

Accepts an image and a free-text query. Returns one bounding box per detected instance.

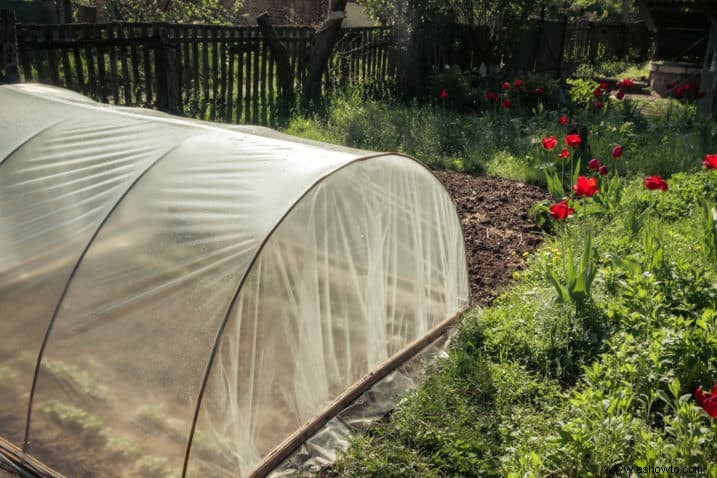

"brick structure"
[243,0,330,25]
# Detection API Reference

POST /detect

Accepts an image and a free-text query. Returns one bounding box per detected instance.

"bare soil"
[433,172,549,305]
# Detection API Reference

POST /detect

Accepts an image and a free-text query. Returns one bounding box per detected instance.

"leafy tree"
[72,0,246,24]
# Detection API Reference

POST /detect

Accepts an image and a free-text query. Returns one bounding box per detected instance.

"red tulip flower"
[558,115,570,125]
[612,145,623,158]
[439,88,448,100]
[514,79,523,89]
[565,134,582,147]
[486,91,497,102]
[616,91,625,100]
[644,176,668,191]
[696,385,717,418]
[600,82,608,90]
[542,135,558,150]
[502,99,512,109]
[573,176,599,197]
[702,153,717,169]
[596,101,604,109]
[502,81,511,90]
[558,148,570,159]
[593,88,603,98]
[549,200,574,220]
[535,87,545,96]
[588,158,600,170]
[617,78,635,90]
[675,87,684,99]
[599,165,608,176]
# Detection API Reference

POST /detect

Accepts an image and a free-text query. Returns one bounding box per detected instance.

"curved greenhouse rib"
[22,142,186,451]
[0,121,63,168]
[181,153,469,478]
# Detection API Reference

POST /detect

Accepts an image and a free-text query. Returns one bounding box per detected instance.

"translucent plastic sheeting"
[0,88,196,443]
[0,84,468,478]
[188,156,469,477]
[28,135,362,476]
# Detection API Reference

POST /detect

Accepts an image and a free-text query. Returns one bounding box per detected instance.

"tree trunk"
[301,0,347,110]
[257,12,294,121]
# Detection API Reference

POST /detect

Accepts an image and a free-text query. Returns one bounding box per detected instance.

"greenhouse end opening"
[0,84,469,477]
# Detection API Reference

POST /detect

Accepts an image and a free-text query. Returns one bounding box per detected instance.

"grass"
[283,86,714,184]
[281,79,717,477]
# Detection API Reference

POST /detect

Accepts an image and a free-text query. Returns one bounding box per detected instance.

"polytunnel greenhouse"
[0,84,469,477]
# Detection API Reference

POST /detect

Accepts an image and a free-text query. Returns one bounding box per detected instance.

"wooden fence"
[8,20,394,126]
[1,14,652,125]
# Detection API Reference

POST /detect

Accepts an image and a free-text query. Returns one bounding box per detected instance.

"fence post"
[159,26,180,113]
[1,8,19,83]
[153,23,168,111]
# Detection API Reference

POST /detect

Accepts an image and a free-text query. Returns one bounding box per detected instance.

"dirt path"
[433,172,549,305]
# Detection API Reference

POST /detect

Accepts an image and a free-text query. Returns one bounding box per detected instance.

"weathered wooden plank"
[58,25,73,90]
[225,29,236,123]
[201,26,210,117]
[236,28,245,123]
[142,24,153,106]
[19,28,33,81]
[116,24,132,104]
[181,27,192,108]
[191,26,200,115]
[95,24,108,102]
[218,29,228,121]
[260,33,268,124]
[83,24,98,99]
[107,23,120,103]
[252,29,260,124]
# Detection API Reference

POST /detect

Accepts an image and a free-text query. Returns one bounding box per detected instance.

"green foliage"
[546,232,598,309]
[330,126,717,476]
[42,400,106,443]
[73,0,246,24]
[566,77,600,110]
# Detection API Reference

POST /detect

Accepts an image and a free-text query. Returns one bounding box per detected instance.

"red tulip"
[502,81,511,90]
[599,165,608,176]
[565,134,582,147]
[486,91,497,101]
[593,88,603,97]
[535,87,545,96]
[558,115,570,125]
[573,176,599,197]
[439,88,448,100]
[502,99,512,109]
[542,136,558,150]
[558,148,570,159]
[612,145,623,158]
[703,153,717,169]
[600,82,608,90]
[644,175,668,191]
[667,82,675,89]
[675,87,684,99]
[616,91,625,100]
[514,79,523,89]
[549,200,574,220]
[588,158,600,170]
[596,101,604,109]
[617,78,635,90]
[696,385,717,418]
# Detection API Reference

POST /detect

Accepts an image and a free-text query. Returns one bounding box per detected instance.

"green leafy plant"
[546,231,598,309]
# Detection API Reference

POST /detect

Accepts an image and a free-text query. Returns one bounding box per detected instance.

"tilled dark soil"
[433,172,550,305]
